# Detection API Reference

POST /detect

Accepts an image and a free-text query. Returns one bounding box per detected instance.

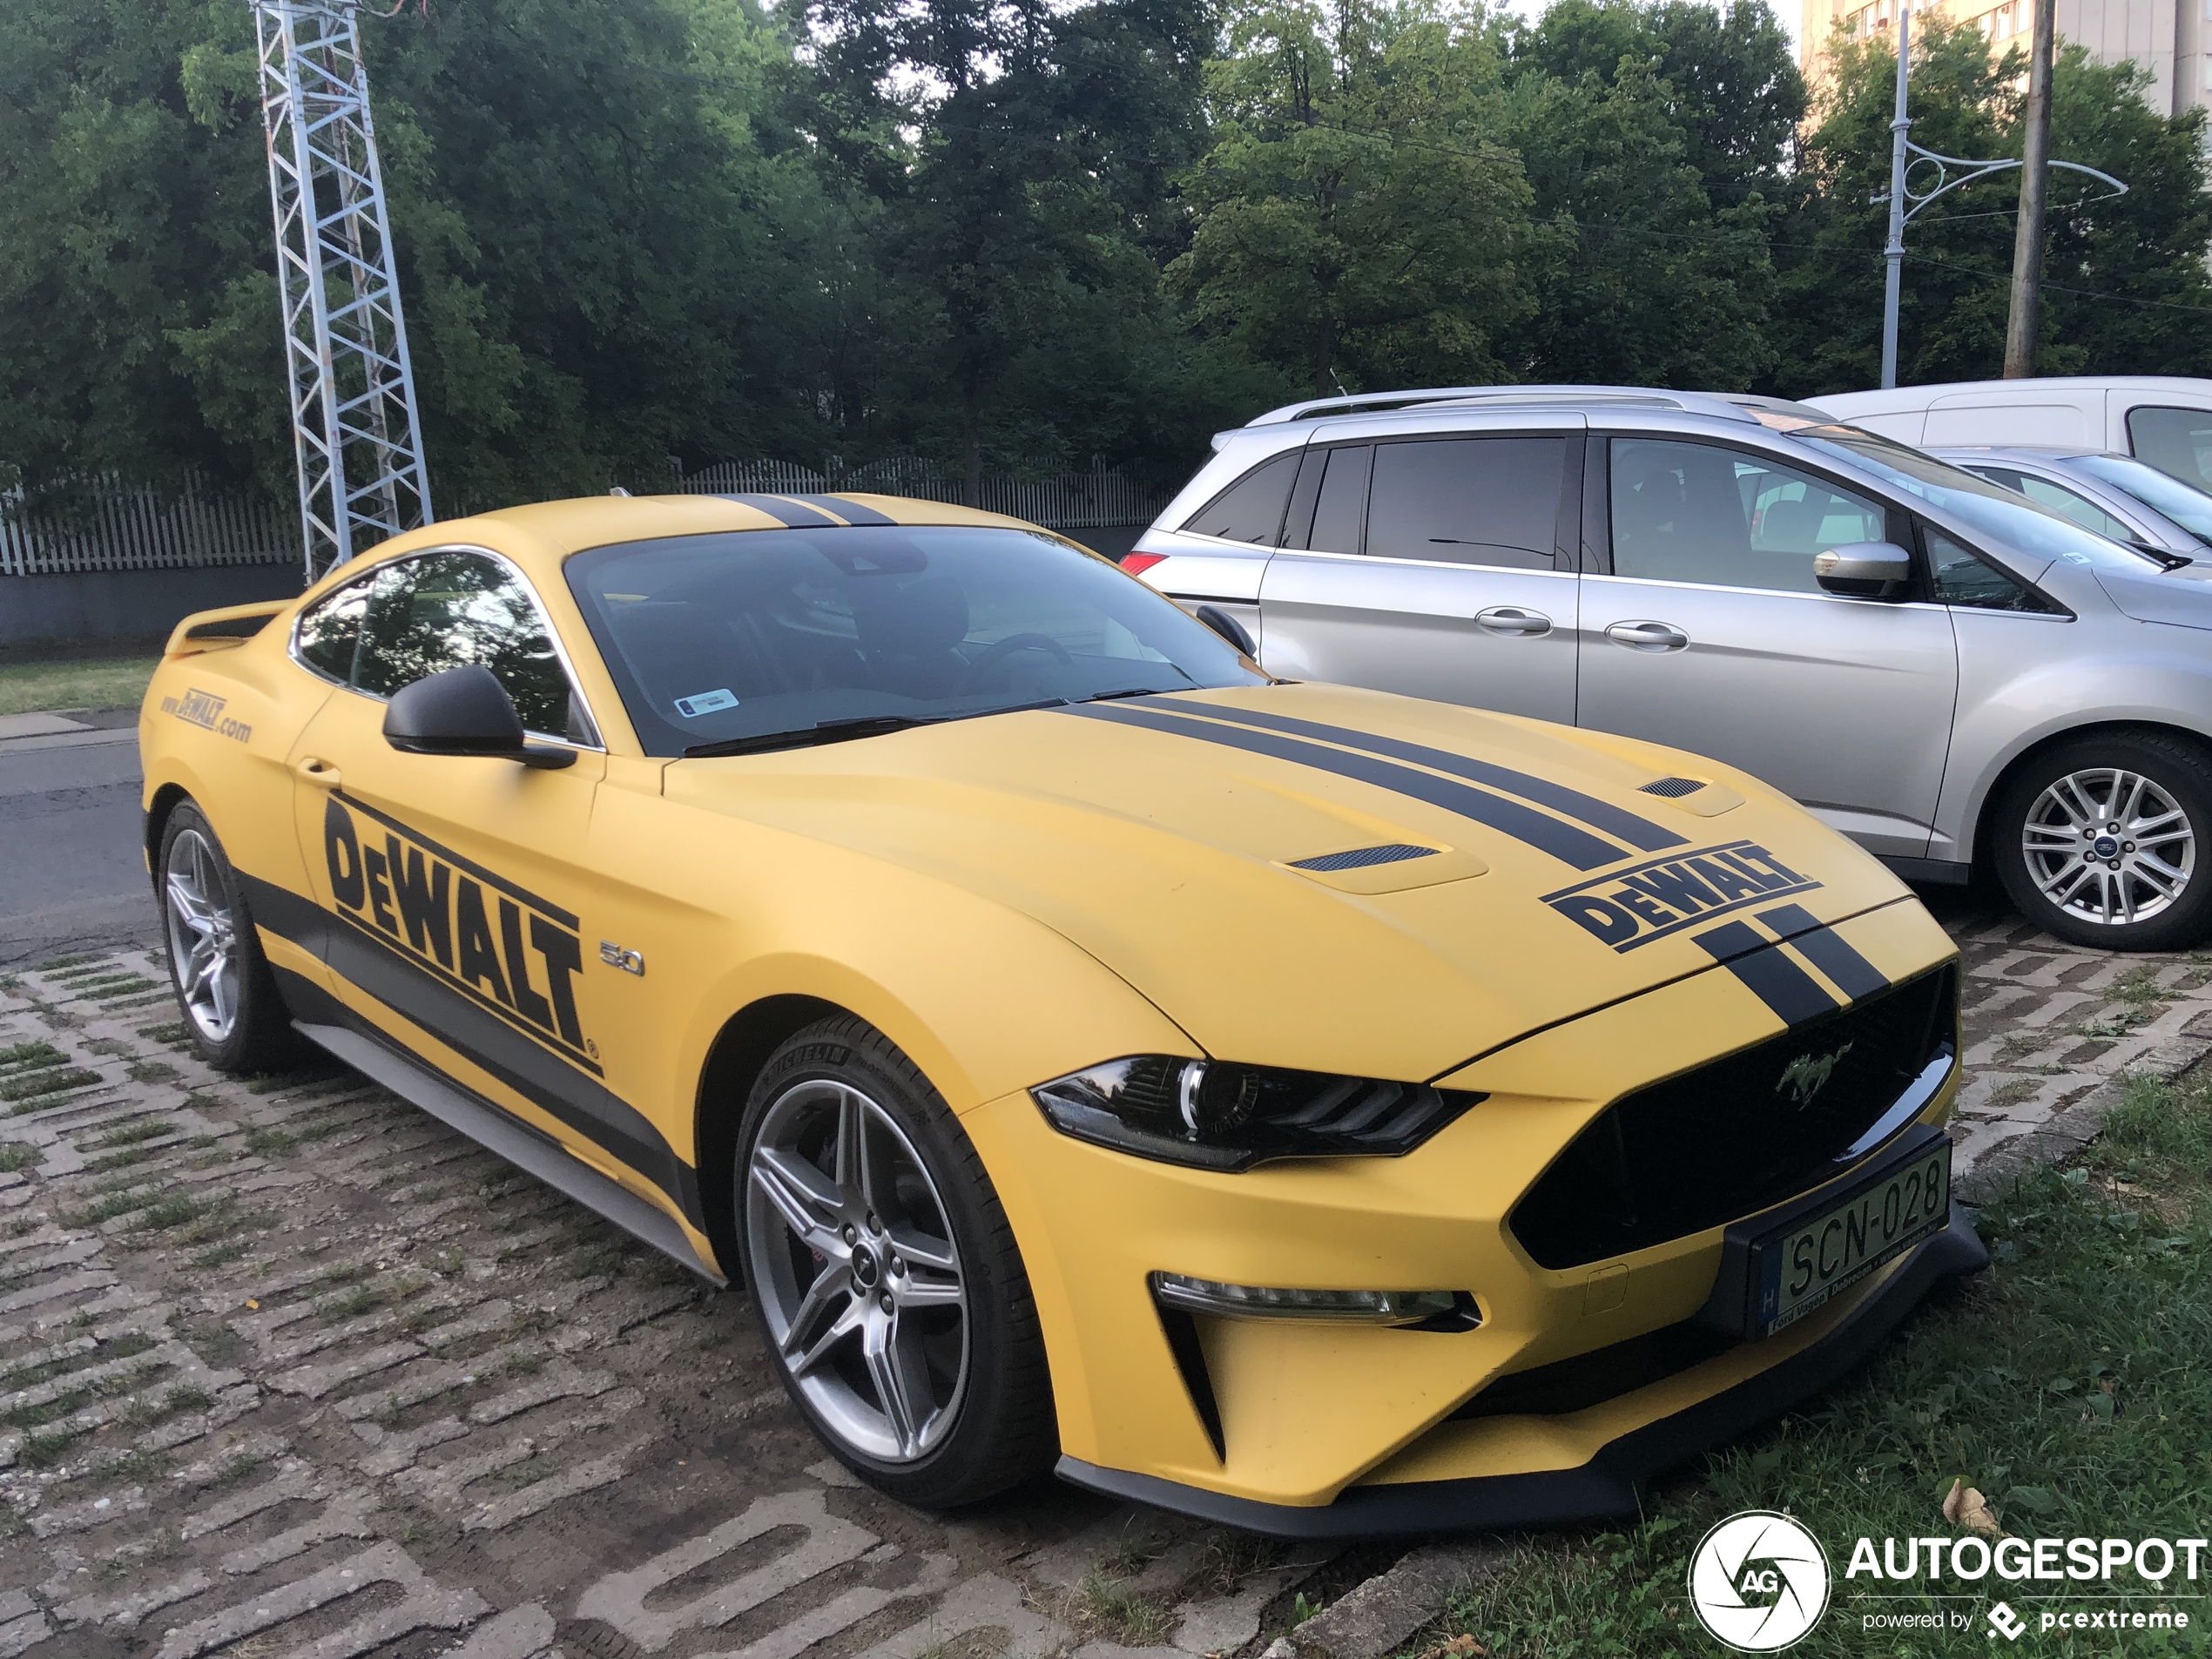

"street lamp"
[1876,0,2128,389]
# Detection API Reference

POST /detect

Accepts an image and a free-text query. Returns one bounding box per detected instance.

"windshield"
[2074,454,2212,545]
[1789,425,2169,575]
[565,525,1264,757]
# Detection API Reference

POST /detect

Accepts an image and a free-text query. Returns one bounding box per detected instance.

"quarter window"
[1968,467,2136,541]
[1180,452,1301,545]
[293,572,374,684]
[1364,437,1566,568]
[2128,407,2212,495]
[1609,439,1885,593]
[1927,530,2051,612]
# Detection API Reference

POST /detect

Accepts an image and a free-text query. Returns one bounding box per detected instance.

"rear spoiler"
[165,599,288,658]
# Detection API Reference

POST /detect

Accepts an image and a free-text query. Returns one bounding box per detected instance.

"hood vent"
[1639,777,1707,798]
[1290,844,1439,873]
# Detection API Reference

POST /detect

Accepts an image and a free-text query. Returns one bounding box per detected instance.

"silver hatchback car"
[1129,386,2212,950]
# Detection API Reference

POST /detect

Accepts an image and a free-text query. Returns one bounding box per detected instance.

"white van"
[1809,377,2212,496]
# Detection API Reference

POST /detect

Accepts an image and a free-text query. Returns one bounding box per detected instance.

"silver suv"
[1129,386,2212,950]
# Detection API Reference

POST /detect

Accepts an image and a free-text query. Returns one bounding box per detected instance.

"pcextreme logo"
[1689,1512,1831,1651]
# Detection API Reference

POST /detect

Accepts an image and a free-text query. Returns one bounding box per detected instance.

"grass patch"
[85,1148,149,1173]
[125,1061,178,1084]
[1065,1568,1173,1647]
[0,656,158,718]
[97,1118,175,1148]
[0,1042,67,1070]
[3,1068,101,1107]
[244,1126,295,1157]
[0,1143,37,1173]
[136,1022,190,1045]
[1429,1072,2212,1658]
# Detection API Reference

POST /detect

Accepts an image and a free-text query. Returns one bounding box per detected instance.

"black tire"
[734,1015,1055,1508]
[155,799,307,1072]
[1991,730,2212,951]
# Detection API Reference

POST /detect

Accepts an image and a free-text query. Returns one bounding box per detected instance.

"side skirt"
[291,1015,728,1288]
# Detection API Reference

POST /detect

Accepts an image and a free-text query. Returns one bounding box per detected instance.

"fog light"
[1150,1272,1465,1326]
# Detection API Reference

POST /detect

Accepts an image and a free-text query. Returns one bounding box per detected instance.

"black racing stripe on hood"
[1695,920,1839,1026]
[1131,697,1690,854]
[1757,902,1889,1001]
[781,493,897,527]
[1068,703,1630,871]
[715,493,840,529]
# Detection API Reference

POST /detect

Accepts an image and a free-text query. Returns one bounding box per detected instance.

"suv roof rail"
[1245,384,1765,426]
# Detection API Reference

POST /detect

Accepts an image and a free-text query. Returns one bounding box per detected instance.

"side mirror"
[1194,604,1257,658]
[383,664,577,770]
[1813,542,1914,600]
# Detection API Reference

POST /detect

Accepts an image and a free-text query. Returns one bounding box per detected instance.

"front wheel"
[1992,732,2212,950]
[735,1015,1055,1508]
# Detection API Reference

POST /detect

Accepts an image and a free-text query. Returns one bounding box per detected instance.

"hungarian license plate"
[1751,1138,1951,1337]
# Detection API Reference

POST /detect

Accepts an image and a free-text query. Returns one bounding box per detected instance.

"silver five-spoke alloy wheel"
[745,1079,968,1463]
[164,827,239,1042]
[2021,766,2196,928]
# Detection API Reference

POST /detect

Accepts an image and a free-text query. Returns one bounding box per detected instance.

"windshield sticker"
[1541,840,1822,951]
[672,688,739,718]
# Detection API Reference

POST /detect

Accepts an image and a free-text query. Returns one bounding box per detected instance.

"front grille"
[1639,776,1707,798]
[1510,964,1957,1270]
[1291,844,1438,872]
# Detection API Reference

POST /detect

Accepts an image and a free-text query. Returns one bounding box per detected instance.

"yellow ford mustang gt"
[140,492,1982,1534]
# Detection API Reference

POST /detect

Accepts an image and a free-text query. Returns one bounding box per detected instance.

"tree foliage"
[2,0,2207,513]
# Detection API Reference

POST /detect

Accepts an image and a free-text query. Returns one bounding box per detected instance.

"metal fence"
[2,475,298,577]
[2,458,1170,577]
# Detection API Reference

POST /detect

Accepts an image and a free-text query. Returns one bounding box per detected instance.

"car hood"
[667,685,1918,1080]
[2095,559,2212,630]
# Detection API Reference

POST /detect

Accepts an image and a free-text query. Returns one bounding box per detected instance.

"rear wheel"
[158,799,305,1071]
[1993,732,2212,950]
[736,1015,1055,1508]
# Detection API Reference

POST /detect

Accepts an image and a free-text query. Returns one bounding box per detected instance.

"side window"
[2128,406,2212,494]
[1304,446,1372,555]
[1609,439,1885,594]
[1364,437,1566,569]
[2012,475,2136,541]
[1927,530,2052,612]
[354,552,581,738]
[1179,452,1301,545]
[293,573,374,684]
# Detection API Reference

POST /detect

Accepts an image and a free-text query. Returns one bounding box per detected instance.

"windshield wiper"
[681,698,1069,759]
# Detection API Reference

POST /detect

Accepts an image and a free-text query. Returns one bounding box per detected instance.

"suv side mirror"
[1813,542,1914,600]
[383,664,577,770]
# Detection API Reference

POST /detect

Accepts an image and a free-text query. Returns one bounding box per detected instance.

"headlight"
[1029,1055,1485,1171]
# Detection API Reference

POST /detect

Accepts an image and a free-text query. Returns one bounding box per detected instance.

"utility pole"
[1873,0,2121,391]
[255,0,433,582]
[2004,0,2058,378]
[1879,2,1912,390]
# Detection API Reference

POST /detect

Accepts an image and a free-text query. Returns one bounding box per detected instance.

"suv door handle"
[1475,606,1552,637]
[295,756,342,790]
[1604,619,1689,652]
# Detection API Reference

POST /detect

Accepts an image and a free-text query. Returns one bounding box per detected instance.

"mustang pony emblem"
[1776,1042,1852,1109]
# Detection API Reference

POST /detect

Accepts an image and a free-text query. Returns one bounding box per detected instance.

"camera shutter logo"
[1688,1511,1831,1651]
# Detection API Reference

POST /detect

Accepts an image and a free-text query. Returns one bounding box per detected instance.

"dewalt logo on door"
[320,794,596,1070]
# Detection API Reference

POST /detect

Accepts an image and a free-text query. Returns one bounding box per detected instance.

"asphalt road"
[0,711,155,969]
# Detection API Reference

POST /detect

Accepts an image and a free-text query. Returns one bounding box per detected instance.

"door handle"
[1604,619,1689,652]
[295,755,342,790]
[1474,605,1552,637]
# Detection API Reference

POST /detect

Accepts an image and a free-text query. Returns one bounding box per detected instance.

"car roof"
[303,492,1051,601]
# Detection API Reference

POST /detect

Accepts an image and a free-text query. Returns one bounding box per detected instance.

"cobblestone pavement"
[0,906,2196,1659]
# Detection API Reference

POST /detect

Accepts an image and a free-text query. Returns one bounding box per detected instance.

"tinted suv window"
[293,572,374,683]
[1181,452,1300,545]
[1610,439,1885,593]
[354,552,579,738]
[1304,446,1372,554]
[2128,407,2212,494]
[1365,437,1565,568]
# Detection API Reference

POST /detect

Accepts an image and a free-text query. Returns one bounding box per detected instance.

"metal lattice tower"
[256,0,432,581]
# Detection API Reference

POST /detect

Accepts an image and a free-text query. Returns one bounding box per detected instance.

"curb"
[1259,1543,1511,1659]
[1955,1032,2211,1204]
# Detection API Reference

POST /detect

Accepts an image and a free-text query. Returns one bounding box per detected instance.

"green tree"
[1170,0,1540,399]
